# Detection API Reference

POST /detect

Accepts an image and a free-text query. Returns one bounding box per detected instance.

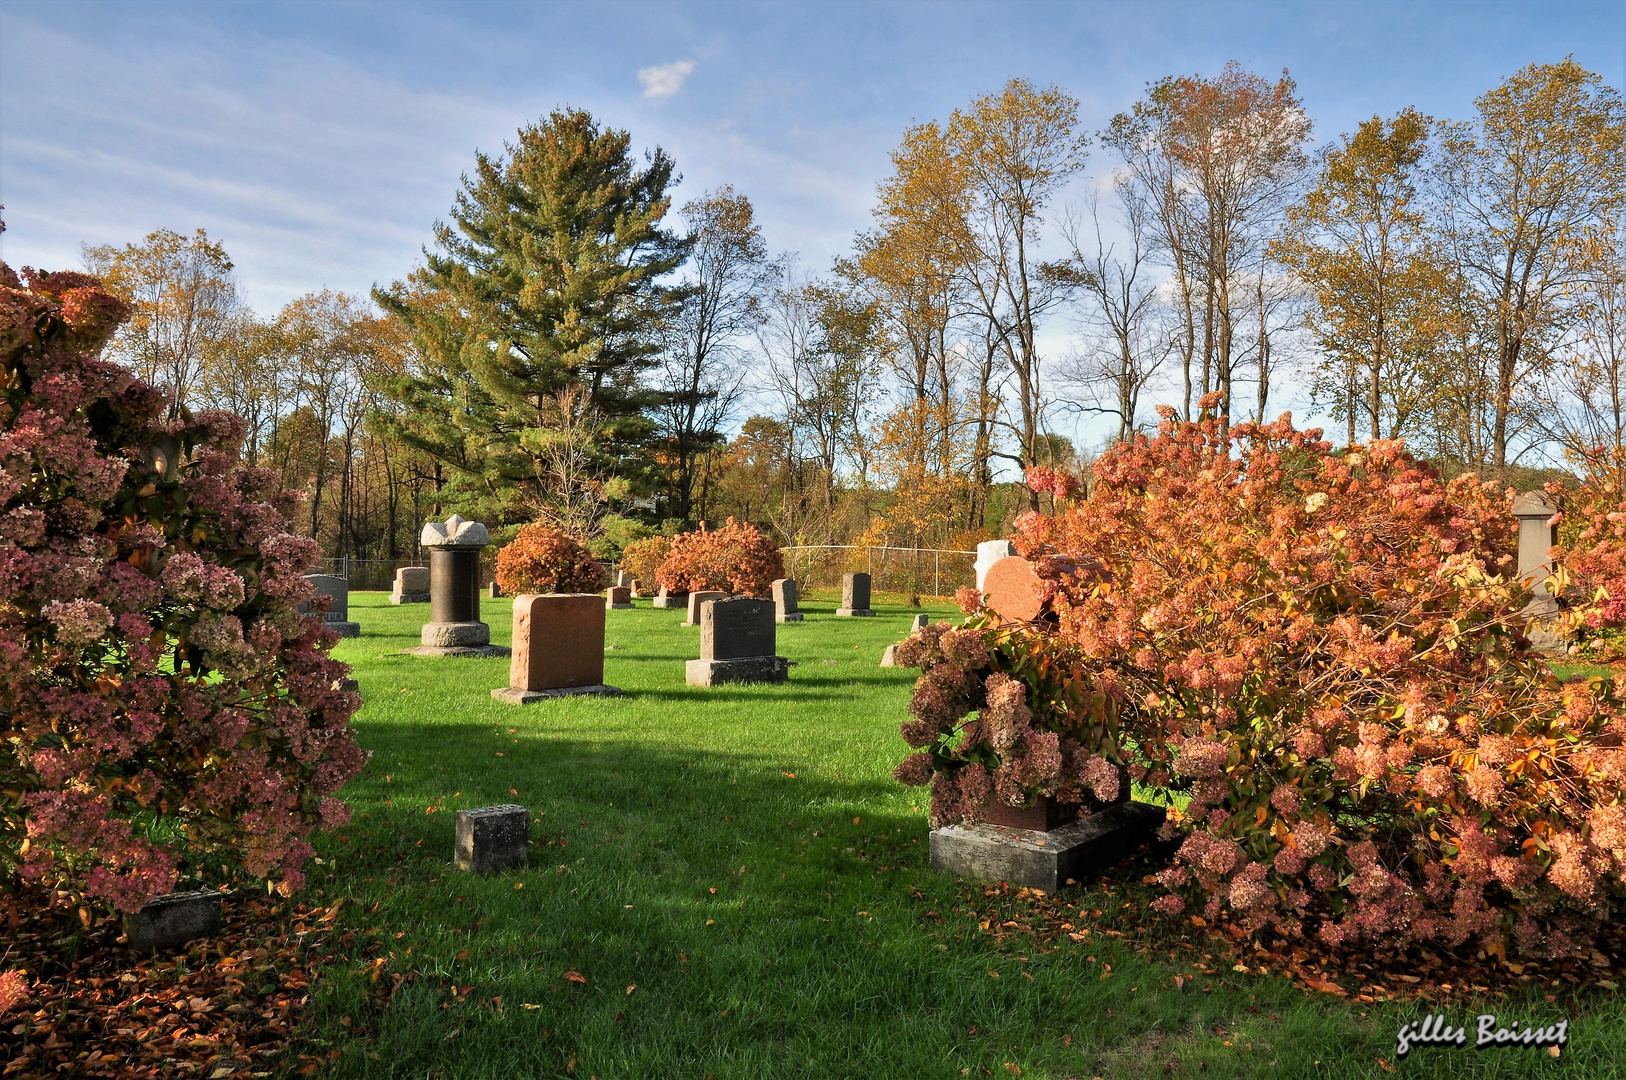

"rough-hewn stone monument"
[685,597,789,686]
[684,589,726,626]
[390,565,430,604]
[772,577,803,623]
[124,890,223,952]
[492,593,621,702]
[835,572,875,617]
[302,573,359,638]
[410,515,509,657]
[455,805,530,873]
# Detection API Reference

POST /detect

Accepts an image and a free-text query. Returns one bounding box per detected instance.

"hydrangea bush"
[494,522,607,596]
[897,404,1626,960]
[655,518,783,598]
[1552,450,1626,662]
[0,263,364,914]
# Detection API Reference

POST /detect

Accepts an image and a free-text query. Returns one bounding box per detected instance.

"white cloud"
[638,60,695,101]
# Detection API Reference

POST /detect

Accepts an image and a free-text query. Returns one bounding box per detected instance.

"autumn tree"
[656,187,779,522]
[1273,107,1448,444]
[1106,63,1311,420]
[377,108,687,523]
[1436,59,1626,470]
[83,228,239,417]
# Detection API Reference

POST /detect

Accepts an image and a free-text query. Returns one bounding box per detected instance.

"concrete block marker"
[455,805,530,874]
[652,586,687,609]
[929,800,1163,893]
[493,593,622,703]
[390,565,430,604]
[124,890,223,952]
[684,590,725,626]
[408,515,510,657]
[686,596,789,686]
[606,585,632,610]
[302,574,359,638]
[835,572,875,617]
[772,578,804,622]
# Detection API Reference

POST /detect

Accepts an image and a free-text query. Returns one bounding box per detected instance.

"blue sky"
[1,1,1622,446]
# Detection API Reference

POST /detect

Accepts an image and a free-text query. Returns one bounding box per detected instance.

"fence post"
[934,552,940,598]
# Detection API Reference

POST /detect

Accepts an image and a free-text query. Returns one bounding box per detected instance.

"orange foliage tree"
[655,519,783,598]
[494,523,606,595]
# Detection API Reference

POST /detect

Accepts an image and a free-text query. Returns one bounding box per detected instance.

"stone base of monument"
[408,644,512,658]
[325,620,360,638]
[880,644,899,667]
[409,617,510,656]
[124,890,223,952]
[929,801,1163,893]
[653,593,687,609]
[777,612,804,623]
[686,655,790,686]
[835,607,875,617]
[492,684,623,704]
[390,592,429,605]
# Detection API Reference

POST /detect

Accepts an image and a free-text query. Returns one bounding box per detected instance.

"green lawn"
[299,592,1622,1079]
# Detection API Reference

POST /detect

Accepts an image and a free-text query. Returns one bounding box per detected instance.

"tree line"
[82,58,1626,564]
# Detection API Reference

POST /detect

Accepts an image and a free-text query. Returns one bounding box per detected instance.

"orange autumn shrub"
[618,535,671,588]
[494,523,606,595]
[896,403,1626,960]
[1552,449,1626,662]
[655,518,783,598]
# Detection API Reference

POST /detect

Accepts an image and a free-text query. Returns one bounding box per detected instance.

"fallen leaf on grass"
[626,984,636,994]
[563,971,588,985]
[522,1003,542,1010]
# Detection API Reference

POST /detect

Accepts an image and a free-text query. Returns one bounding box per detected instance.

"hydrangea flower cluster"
[655,518,784,598]
[1551,449,1626,661]
[897,403,1626,960]
[0,263,364,914]
[494,521,607,596]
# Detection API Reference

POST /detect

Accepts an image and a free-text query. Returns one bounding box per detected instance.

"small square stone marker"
[882,613,930,667]
[929,801,1164,892]
[493,593,622,703]
[835,572,875,616]
[684,589,725,626]
[686,596,789,686]
[391,565,430,604]
[124,890,223,952]
[911,613,928,631]
[772,578,803,623]
[455,804,530,874]
[606,585,632,609]
[652,585,687,609]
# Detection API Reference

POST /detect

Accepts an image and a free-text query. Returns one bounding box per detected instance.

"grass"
[296,591,1625,1079]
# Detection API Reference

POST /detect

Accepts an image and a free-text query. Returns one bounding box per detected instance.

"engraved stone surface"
[835,572,874,617]
[975,540,1018,590]
[455,804,529,874]
[606,586,632,609]
[124,890,223,952]
[684,590,726,627]
[772,578,803,622]
[701,597,776,661]
[929,801,1164,892]
[302,574,359,637]
[391,566,430,604]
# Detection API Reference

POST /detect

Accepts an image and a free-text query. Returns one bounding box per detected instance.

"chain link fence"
[779,545,976,598]
[310,556,498,592]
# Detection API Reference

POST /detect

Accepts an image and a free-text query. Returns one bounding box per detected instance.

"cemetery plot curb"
[929,800,1164,893]
[686,656,791,686]
[492,684,623,703]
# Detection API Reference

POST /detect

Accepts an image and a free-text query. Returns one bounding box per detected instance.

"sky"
[1,0,1623,446]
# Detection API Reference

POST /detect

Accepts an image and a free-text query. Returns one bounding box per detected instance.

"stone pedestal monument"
[772,578,803,623]
[685,597,789,686]
[493,594,621,702]
[409,515,509,657]
[835,572,875,617]
[302,574,359,638]
[390,566,430,604]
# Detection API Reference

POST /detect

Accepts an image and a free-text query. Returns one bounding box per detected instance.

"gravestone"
[630,578,642,597]
[981,557,1047,623]
[835,572,875,617]
[302,574,359,638]
[684,589,726,626]
[492,594,621,703]
[455,804,530,874]
[653,585,687,609]
[1513,491,1566,655]
[124,890,223,952]
[489,580,501,599]
[772,578,803,623]
[390,566,430,604]
[686,597,789,686]
[409,515,509,657]
[929,801,1164,893]
[616,570,632,588]
[881,613,932,667]
[606,585,632,610]
[975,540,1018,591]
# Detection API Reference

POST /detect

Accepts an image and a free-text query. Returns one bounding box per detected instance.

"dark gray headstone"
[124,890,223,952]
[455,804,530,874]
[701,597,776,661]
[303,574,359,637]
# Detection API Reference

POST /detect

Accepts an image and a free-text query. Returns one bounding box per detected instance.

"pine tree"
[376,107,687,521]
